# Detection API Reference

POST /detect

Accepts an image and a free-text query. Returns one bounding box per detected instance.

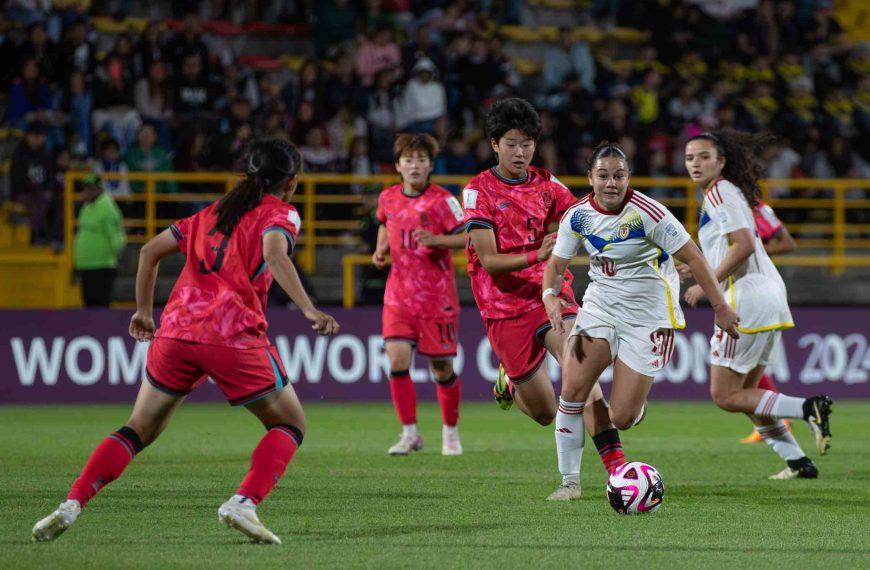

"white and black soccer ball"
[606,461,664,514]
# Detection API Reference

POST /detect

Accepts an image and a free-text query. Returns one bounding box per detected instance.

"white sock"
[757,420,805,461]
[402,424,418,438]
[755,391,804,419]
[555,398,585,484]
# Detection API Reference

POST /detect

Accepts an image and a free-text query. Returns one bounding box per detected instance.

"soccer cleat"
[740,430,763,444]
[768,458,818,480]
[493,364,514,411]
[546,480,582,501]
[218,496,282,544]
[804,396,833,455]
[388,433,424,455]
[441,427,463,456]
[32,499,81,542]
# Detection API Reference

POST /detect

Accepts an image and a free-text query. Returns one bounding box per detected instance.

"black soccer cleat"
[769,457,818,480]
[803,395,833,455]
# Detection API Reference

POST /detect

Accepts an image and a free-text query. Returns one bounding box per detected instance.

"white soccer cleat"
[546,481,582,501]
[218,496,282,545]
[388,433,423,455]
[441,427,463,456]
[32,499,81,542]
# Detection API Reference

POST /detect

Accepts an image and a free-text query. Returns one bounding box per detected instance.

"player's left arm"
[130,229,178,341]
[672,240,740,338]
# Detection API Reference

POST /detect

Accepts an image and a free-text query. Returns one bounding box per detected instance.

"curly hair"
[483,97,542,142]
[688,130,774,209]
[586,140,631,172]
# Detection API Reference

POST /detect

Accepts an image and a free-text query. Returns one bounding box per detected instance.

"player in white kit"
[541,141,739,490]
[683,130,832,480]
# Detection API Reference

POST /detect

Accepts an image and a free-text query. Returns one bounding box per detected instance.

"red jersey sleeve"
[376,193,387,224]
[169,213,196,253]
[439,192,466,234]
[261,205,301,254]
[463,185,495,231]
[753,201,784,243]
[549,174,578,219]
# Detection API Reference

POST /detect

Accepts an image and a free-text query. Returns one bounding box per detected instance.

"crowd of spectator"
[2,0,869,246]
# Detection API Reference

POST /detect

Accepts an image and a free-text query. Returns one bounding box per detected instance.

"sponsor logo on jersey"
[498,201,511,209]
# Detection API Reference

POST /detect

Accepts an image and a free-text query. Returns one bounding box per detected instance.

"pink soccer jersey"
[463,166,577,320]
[157,194,301,349]
[376,183,465,319]
[753,200,784,243]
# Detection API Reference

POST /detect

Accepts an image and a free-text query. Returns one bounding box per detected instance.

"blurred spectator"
[288,100,319,144]
[402,24,446,79]
[764,138,803,198]
[216,60,260,112]
[822,87,854,138]
[474,137,494,171]
[460,36,506,117]
[0,12,15,90]
[172,52,217,118]
[667,84,702,131]
[92,138,131,197]
[367,70,400,163]
[323,52,369,118]
[540,28,596,110]
[348,136,373,191]
[284,59,325,120]
[125,124,177,194]
[64,69,93,157]
[398,57,446,134]
[167,12,210,74]
[134,61,174,150]
[58,20,96,83]
[326,105,367,161]
[136,21,168,78]
[300,127,339,172]
[174,131,218,193]
[314,0,358,57]
[109,33,137,78]
[92,54,142,152]
[19,22,59,81]
[740,81,778,130]
[354,24,402,88]
[7,57,58,133]
[441,134,476,174]
[9,125,59,245]
[222,122,254,170]
[631,70,663,127]
[6,0,51,27]
[73,173,126,307]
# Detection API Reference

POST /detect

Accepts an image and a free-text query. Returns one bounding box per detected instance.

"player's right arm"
[372,224,389,269]
[263,231,339,336]
[467,228,555,275]
[765,226,797,255]
[130,229,178,341]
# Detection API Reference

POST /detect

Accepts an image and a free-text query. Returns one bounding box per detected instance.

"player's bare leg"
[33,382,184,542]
[710,365,821,479]
[431,358,462,455]
[385,342,423,455]
[607,360,654,431]
[547,335,616,499]
[219,386,307,545]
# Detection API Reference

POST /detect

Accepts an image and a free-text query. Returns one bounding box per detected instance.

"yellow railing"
[63,172,870,300]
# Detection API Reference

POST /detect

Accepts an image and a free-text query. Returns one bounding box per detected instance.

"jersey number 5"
[199,227,231,274]
[526,217,539,243]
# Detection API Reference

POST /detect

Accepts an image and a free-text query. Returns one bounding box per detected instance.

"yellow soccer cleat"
[493,364,514,411]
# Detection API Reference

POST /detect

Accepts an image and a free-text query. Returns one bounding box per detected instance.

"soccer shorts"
[569,308,675,377]
[382,304,459,359]
[146,337,289,406]
[709,327,781,375]
[484,297,578,384]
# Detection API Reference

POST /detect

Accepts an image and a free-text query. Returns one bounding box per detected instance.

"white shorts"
[709,327,781,375]
[570,309,676,377]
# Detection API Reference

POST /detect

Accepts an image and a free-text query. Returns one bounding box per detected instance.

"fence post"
[833,183,845,274]
[145,177,157,240]
[300,178,316,273]
[343,255,355,309]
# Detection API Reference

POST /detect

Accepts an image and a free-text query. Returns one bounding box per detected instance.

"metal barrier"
[62,172,870,302]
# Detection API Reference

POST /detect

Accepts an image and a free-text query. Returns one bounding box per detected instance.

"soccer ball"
[606,461,664,514]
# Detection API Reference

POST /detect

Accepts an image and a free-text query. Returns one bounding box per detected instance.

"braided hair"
[214,138,302,235]
[687,130,773,209]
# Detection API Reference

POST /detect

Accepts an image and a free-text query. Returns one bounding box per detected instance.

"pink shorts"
[146,337,289,406]
[484,296,578,383]
[382,304,458,359]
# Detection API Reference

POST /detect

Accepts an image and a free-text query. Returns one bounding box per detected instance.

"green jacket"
[73,192,127,270]
[125,146,178,194]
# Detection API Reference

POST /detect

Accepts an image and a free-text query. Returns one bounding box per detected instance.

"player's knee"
[533,408,555,426]
[710,387,739,412]
[609,410,635,431]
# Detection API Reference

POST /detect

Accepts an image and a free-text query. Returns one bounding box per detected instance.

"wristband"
[526,250,538,266]
[542,288,557,300]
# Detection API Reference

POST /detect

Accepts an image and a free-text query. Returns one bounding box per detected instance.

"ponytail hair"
[586,140,630,172]
[688,129,773,209]
[214,138,302,235]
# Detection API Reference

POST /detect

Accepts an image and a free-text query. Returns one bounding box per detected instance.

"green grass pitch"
[1,401,868,568]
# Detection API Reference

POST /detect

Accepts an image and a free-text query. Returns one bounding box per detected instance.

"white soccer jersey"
[697,179,794,332]
[553,188,691,329]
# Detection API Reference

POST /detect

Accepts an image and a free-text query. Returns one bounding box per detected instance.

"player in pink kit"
[32,139,338,544]
[373,134,467,456]
[463,98,617,500]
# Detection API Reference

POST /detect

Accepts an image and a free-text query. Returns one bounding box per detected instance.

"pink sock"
[237,425,302,504]
[436,374,461,427]
[68,427,144,507]
[390,370,417,425]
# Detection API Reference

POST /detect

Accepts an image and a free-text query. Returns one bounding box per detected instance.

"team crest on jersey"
[540,190,553,209]
[618,224,630,240]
